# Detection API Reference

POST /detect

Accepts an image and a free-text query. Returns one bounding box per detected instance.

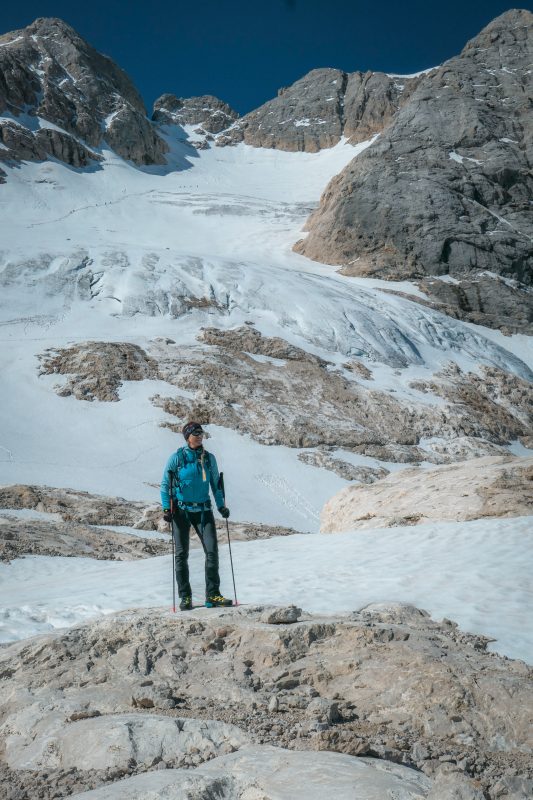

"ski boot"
[179,596,192,611]
[205,595,233,608]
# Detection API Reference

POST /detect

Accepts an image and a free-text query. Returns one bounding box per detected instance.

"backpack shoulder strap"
[172,447,186,489]
[176,447,186,469]
[204,450,216,473]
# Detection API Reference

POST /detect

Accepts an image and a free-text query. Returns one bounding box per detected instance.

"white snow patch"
[449,151,483,165]
[387,66,439,78]
[0,516,531,664]
[0,36,23,48]
[245,352,286,366]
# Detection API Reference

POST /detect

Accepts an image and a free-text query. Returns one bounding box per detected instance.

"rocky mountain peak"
[25,16,84,39]
[0,16,167,169]
[463,7,532,46]
[215,66,423,152]
[294,8,533,331]
[153,93,239,133]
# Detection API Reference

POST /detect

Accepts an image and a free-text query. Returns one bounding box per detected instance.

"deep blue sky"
[1,1,529,115]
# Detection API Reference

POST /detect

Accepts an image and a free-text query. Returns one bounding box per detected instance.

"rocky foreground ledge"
[1,604,531,799]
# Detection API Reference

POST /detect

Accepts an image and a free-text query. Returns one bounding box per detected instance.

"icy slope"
[1,134,529,374]
[0,134,531,531]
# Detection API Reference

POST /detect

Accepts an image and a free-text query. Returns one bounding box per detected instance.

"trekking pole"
[168,471,176,613]
[219,472,238,606]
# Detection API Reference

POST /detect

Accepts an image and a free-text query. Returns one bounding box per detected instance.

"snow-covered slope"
[1,133,531,527]
[1,514,531,662]
[1,125,532,661]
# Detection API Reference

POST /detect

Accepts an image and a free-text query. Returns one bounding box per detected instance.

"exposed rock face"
[198,325,326,364]
[320,454,533,532]
[380,273,533,335]
[152,334,432,452]
[0,119,100,167]
[0,17,167,167]
[38,341,160,401]
[216,68,422,152]
[0,605,531,798]
[0,483,158,528]
[69,746,434,799]
[153,94,238,133]
[152,333,532,463]
[36,333,533,466]
[0,484,300,546]
[408,362,533,446]
[297,449,389,483]
[295,10,533,325]
[0,514,170,562]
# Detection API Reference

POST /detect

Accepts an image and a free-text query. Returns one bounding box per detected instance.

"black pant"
[171,507,220,599]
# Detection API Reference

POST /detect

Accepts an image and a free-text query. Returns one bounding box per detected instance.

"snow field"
[1,516,532,664]
[0,125,532,665]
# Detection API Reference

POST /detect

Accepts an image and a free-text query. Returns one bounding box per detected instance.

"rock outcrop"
[216,67,423,152]
[0,514,170,562]
[0,483,157,528]
[320,454,533,532]
[0,17,167,167]
[380,273,533,335]
[295,9,533,329]
[152,94,238,133]
[38,341,160,402]
[297,449,389,483]
[0,484,300,550]
[69,746,434,799]
[35,333,533,467]
[0,604,531,798]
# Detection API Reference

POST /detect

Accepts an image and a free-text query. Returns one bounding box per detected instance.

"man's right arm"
[160,453,177,511]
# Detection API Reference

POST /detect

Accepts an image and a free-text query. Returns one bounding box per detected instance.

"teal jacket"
[160,446,225,510]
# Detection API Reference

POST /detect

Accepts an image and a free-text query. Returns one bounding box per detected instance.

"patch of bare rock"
[0,484,155,528]
[36,332,533,471]
[381,275,533,336]
[0,515,170,563]
[152,94,238,134]
[0,485,299,560]
[151,331,533,465]
[297,448,389,483]
[38,342,159,401]
[0,604,531,798]
[320,454,533,532]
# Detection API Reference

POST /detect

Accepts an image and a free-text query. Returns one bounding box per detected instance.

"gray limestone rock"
[66,746,433,799]
[297,449,389,483]
[4,712,249,772]
[38,341,160,401]
[35,330,532,466]
[153,94,238,133]
[0,605,531,798]
[260,605,302,624]
[0,514,170,562]
[321,454,533,532]
[295,9,533,320]
[217,67,421,152]
[427,765,485,799]
[415,274,533,334]
[0,17,167,167]
[379,272,533,334]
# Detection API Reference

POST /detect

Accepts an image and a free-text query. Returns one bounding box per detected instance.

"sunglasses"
[190,430,204,437]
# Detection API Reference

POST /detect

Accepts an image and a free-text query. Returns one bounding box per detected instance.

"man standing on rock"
[161,422,232,611]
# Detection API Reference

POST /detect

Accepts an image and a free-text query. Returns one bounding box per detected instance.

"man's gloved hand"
[163,509,172,523]
[218,506,230,519]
